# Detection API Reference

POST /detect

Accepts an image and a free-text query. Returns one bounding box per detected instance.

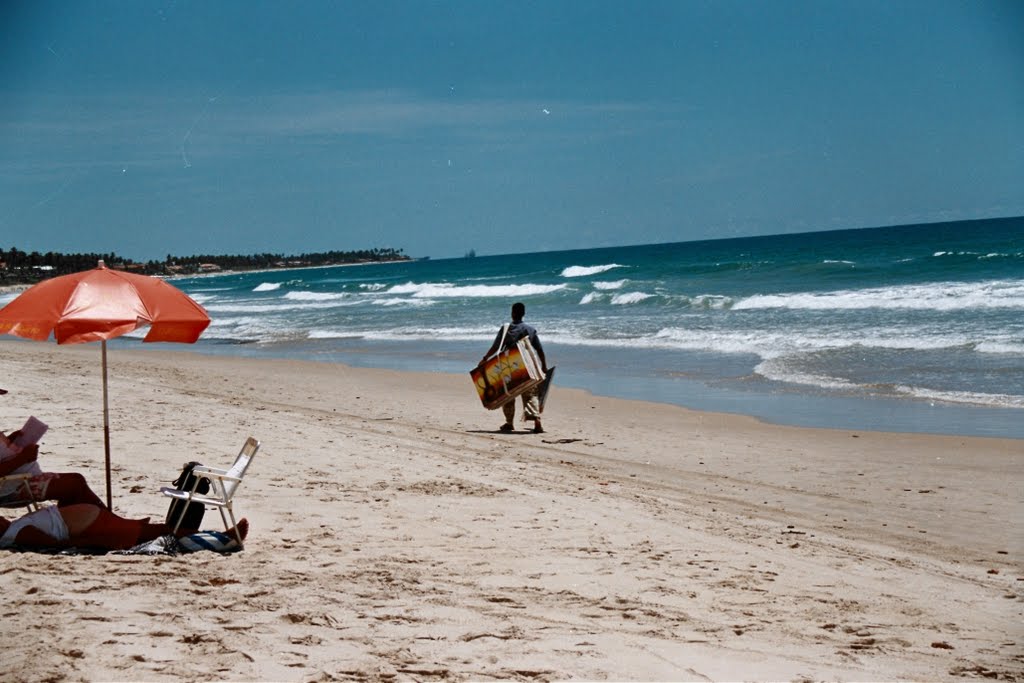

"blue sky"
[1,0,1022,260]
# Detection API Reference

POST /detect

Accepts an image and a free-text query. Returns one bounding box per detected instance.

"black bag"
[165,461,211,530]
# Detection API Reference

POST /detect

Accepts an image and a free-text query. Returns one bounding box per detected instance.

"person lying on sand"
[0,503,249,551]
[0,436,106,509]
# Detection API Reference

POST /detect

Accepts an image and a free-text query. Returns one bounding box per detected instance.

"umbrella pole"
[102,340,112,510]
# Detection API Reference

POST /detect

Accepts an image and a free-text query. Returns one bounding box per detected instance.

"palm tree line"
[0,246,410,285]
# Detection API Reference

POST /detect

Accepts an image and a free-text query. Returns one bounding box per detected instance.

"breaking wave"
[733,279,1024,311]
[611,292,654,305]
[386,282,567,298]
[561,264,624,278]
[284,291,349,302]
[593,280,626,290]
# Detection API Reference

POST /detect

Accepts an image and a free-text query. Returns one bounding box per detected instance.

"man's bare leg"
[43,473,105,508]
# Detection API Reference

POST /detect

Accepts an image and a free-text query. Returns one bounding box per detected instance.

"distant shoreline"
[0,258,406,293]
[165,258,402,282]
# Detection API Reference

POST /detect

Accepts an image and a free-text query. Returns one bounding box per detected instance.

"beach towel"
[177,530,241,553]
[114,531,242,556]
[1,531,243,556]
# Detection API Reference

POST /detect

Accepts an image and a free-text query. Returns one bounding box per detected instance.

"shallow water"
[6,217,1022,438]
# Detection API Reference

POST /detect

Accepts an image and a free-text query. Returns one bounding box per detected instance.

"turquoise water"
[39,217,1023,438]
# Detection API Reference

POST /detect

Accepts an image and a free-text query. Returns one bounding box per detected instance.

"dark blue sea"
[55,217,1024,437]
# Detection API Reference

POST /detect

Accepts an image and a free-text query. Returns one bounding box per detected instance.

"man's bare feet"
[224,518,249,542]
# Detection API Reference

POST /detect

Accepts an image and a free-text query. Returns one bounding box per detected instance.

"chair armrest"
[160,486,219,502]
[193,468,242,485]
[0,473,36,498]
[191,466,229,477]
[0,473,38,508]
[160,486,225,508]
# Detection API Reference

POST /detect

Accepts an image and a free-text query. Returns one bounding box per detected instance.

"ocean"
[9,217,1023,438]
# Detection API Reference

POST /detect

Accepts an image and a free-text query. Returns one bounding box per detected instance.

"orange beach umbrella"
[0,261,210,508]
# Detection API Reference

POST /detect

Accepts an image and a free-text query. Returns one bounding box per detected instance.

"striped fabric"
[178,531,241,553]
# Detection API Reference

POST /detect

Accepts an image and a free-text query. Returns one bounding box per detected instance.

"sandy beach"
[1,339,1021,682]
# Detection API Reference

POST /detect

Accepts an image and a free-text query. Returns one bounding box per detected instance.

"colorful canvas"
[470,338,545,410]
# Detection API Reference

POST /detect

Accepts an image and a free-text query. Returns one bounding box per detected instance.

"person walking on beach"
[480,302,549,434]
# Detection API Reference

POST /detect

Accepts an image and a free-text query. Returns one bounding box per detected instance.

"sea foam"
[611,292,654,305]
[733,279,1024,311]
[561,264,623,278]
[593,280,626,290]
[284,291,349,301]
[387,282,567,298]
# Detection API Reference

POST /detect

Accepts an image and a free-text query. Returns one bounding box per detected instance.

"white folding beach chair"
[0,473,41,513]
[160,437,260,546]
